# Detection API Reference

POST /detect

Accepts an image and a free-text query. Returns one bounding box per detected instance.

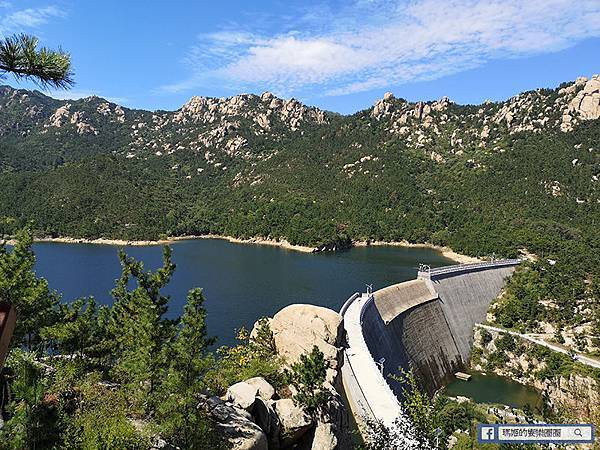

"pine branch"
[0,34,73,89]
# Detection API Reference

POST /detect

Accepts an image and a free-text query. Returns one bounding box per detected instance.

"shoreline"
[3,235,315,253]
[352,240,481,264]
[3,235,480,263]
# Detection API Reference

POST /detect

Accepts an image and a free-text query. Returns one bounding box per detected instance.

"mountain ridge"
[0,74,598,251]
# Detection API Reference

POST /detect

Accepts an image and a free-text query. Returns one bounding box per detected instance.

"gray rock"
[253,398,281,448]
[274,398,313,447]
[226,381,258,411]
[311,423,337,450]
[199,395,268,450]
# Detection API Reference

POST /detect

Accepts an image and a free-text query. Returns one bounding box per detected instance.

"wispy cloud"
[0,5,65,35]
[158,0,600,97]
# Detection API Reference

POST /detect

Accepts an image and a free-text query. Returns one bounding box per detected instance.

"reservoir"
[444,371,544,410]
[31,238,454,347]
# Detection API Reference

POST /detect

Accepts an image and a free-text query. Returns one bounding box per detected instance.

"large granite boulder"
[245,376,276,400]
[263,304,343,370]
[226,381,258,411]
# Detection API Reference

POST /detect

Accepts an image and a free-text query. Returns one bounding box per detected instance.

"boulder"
[274,398,313,447]
[245,377,276,400]
[253,398,280,448]
[261,91,274,102]
[567,75,600,121]
[314,390,353,449]
[199,395,268,450]
[226,381,258,411]
[310,423,337,450]
[265,304,343,370]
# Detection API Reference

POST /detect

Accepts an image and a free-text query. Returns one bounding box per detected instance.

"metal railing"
[418,259,521,279]
[339,292,360,316]
[340,291,404,428]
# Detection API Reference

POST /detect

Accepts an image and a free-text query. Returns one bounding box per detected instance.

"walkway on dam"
[340,259,522,435]
[341,292,404,428]
[476,324,600,369]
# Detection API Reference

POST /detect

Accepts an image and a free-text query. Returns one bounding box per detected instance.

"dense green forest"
[0,78,598,337]
[0,71,599,447]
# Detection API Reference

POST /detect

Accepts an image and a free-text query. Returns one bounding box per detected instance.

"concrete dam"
[340,260,520,428]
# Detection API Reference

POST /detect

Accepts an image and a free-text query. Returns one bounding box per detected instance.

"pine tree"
[156,288,219,449]
[287,345,330,414]
[106,246,177,413]
[0,34,73,88]
[0,228,59,350]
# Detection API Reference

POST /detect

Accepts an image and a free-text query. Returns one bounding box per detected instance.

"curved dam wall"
[361,261,519,396]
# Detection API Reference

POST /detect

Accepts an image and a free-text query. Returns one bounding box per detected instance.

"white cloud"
[159,0,600,97]
[0,5,65,35]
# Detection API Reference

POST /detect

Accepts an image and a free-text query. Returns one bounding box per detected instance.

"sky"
[1,0,599,114]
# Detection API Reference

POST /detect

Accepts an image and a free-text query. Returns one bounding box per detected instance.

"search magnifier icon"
[574,428,583,437]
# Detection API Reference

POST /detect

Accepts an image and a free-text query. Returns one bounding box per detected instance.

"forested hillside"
[0,75,599,344]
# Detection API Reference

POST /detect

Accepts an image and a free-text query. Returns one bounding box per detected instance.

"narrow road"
[476,323,600,370]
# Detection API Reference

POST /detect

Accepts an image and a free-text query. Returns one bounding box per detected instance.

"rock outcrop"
[211,304,352,449]
[267,304,344,372]
[567,75,600,121]
[472,327,600,423]
[199,394,268,450]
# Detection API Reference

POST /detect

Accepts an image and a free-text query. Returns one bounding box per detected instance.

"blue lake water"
[31,239,454,347]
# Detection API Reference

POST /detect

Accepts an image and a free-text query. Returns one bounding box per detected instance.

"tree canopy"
[0,34,73,89]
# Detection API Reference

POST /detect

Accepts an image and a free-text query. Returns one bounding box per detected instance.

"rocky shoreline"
[2,234,479,263]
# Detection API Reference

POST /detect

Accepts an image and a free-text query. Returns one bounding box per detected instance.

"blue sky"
[1,0,599,113]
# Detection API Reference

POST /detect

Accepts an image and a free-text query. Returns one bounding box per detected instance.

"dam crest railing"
[418,259,522,279]
[341,258,522,437]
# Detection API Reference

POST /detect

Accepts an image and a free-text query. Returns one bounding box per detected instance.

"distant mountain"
[0,76,598,255]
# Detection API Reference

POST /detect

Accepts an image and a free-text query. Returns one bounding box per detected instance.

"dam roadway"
[340,259,520,431]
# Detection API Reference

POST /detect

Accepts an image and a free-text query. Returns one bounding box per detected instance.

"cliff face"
[472,327,600,423]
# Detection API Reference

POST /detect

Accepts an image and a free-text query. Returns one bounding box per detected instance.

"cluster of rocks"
[95,101,126,123]
[45,103,98,135]
[371,92,450,125]
[172,92,327,133]
[202,304,352,449]
[560,75,600,131]
[365,74,599,163]
[124,92,327,169]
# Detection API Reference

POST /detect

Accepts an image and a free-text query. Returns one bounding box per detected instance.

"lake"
[31,239,454,347]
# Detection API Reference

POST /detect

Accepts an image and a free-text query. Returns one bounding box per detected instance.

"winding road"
[475,323,600,370]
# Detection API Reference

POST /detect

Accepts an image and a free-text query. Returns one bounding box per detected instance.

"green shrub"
[286,345,330,414]
[480,329,492,345]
